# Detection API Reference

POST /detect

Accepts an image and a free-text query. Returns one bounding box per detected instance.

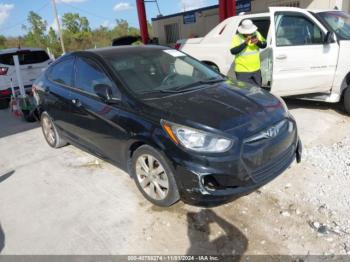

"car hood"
[141,81,288,137]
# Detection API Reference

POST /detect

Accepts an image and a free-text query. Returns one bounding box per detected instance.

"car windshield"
[318,11,350,40]
[106,48,224,98]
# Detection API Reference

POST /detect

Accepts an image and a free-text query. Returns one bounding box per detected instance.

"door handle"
[72,99,82,107]
[276,54,287,60]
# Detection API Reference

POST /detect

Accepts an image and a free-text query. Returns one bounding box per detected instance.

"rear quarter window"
[252,19,271,39]
[0,51,50,66]
[0,53,14,65]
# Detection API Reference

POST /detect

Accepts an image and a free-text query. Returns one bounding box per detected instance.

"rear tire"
[22,110,37,122]
[0,99,9,110]
[131,145,180,207]
[41,112,67,148]
[344,87,350,115]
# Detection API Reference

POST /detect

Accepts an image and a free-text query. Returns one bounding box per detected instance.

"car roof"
[234,7,343,18]
[311,9,345,13]
[0,47,46,55]
[83,45,168,57]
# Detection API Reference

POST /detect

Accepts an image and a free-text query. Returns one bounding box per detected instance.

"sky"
[0,0,219,37]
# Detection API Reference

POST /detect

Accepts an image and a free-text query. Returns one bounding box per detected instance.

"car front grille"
[249,145,296,183]
[241,119,297,183]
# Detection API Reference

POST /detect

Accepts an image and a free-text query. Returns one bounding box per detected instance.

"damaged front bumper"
[173,138,302,207]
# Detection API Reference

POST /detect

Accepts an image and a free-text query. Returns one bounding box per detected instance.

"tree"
[91,26,113,48]
[111,19,140,38]
[62,13,92,51]
[62,13,91,33]
[26,11,47,36]
[22,11,47,48]
[0,35,6,49]
[4,10,144,52]
[47,27,61,57]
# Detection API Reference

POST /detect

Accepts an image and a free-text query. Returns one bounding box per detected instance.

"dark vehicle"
[33,46,302,207]
[112,35,158,46]
[112,35,142,46]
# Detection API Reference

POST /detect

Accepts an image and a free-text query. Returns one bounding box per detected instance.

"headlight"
[161,120,233,153]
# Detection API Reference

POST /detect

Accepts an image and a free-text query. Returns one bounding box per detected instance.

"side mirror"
[94,84,119,104]
[324,32,335,44]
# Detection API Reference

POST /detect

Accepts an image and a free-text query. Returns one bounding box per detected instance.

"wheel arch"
[126,138,163,174]
[346,72,350,88]
[340,72,350,98]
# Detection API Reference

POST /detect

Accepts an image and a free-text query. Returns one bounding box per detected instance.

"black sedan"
[33,46,302,207]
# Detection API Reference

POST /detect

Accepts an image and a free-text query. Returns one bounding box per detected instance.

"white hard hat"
[238,19,258,35]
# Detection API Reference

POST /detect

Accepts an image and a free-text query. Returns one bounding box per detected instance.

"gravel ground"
[301,136,350,254]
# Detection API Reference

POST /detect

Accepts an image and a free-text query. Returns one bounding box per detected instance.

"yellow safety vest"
[230,32,265,73]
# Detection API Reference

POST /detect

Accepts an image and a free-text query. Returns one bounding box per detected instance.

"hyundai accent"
[33,46,302,207]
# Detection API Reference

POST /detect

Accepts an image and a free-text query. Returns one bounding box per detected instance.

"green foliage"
[25,11,47,36]
[47,27,61,57]
[22,11,48,49]
[62,13,91,34]
[112,19,139,37]
[62,13,92,52]
[2,11,151,56]
[0,35,6,49]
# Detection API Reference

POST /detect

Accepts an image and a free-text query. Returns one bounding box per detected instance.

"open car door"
[269,7,339,97]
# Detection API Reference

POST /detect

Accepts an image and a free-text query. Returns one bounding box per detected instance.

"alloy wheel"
[135,154,169,201]
[42,116,56,145]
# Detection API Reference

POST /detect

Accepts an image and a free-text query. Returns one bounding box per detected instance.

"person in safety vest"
[230,19,267,87]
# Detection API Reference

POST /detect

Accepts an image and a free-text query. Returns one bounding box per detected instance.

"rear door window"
[75,57,118,97]
[252,19,271,39]
[48,58,75,86]
[0,51,49,66]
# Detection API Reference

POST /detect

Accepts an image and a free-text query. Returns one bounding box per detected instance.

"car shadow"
[284,98,348,116]
[0,170,14,184]
[185,209,248,260]
[0,109,39,139]
[0,223,4,253]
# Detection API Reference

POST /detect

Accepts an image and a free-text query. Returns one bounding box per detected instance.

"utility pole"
[51,0,65,54]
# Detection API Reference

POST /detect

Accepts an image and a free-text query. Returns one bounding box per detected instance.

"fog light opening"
[201,175,220,192]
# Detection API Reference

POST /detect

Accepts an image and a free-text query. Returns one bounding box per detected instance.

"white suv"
[0,48,52,109]
[177,7,350,114]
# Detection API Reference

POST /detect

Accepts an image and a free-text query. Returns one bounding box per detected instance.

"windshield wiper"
[160,78,226,94]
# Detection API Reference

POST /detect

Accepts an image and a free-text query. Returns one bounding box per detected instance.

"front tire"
[131,145,180,207]
[344,87,350,114]
[41,112,67,148]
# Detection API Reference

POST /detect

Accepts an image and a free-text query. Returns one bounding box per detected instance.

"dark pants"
[235,70,262,87]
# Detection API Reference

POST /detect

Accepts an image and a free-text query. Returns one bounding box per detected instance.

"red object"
[226,0,237,17]
[219,0,227,22]
[136,0,150,44]
[0,67,8,75]
[0,90,11,96]
[219,0,237,21]
[10,98,22,117]
[175,43,181,50]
